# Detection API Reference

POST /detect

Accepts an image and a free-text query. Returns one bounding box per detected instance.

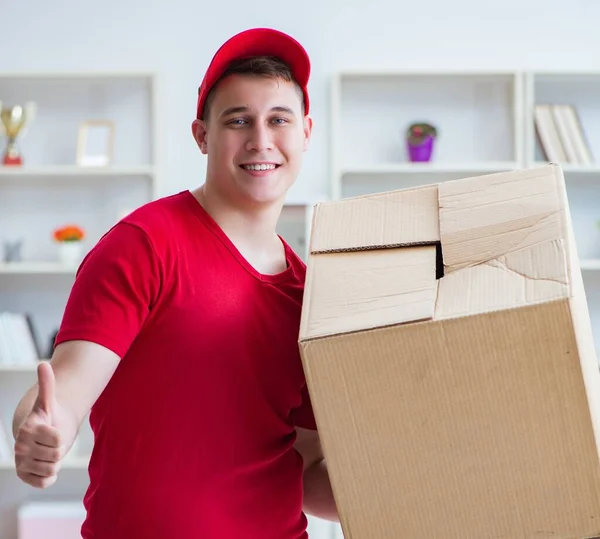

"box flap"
[435,239,570,319]
[310,185,440,253]
[299,245,438,341]
[438,164,566,274]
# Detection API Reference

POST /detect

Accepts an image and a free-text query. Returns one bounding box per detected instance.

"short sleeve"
[54,222,162,359]
[291,383,318,431]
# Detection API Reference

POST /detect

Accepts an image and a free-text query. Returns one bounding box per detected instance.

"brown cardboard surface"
[300,246,437,340]
[299,164,600,539]
[438,165,566,274]
[302,301,600,538]
[435,239,569,319]
[310,185,439,253]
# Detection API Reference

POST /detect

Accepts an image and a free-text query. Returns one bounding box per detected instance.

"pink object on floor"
[18,501,85,539]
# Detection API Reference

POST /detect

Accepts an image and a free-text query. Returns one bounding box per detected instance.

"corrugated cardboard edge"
[299,206,320,342]
[554,162,600,474]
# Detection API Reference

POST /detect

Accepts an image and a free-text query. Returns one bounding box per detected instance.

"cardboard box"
[299,164,600,539]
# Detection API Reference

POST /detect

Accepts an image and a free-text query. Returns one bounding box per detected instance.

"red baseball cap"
[196,27,311,120]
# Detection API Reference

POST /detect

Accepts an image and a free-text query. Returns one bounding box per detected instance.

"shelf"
[0,363,41,372]
[0,69,160,531]
[531,162,600,175]
[338,162,523,197]
[0,70,155,81]
[338,69,518,82]
[581,259,600,271]
[283,195,327,206]
[0,457,89,471]
[332,70,521,199]
[0,262,76,275]
[341,162,520,176]
[0,165,156,180]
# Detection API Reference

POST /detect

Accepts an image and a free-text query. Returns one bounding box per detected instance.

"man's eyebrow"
[270,106,295,115]
[219,105,296,118]
[219,106,249,118]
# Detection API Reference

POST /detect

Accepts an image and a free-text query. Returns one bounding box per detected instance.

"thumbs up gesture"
[14,362,72,488]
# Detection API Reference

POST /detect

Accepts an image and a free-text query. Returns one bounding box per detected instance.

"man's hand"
[14,362,78,488]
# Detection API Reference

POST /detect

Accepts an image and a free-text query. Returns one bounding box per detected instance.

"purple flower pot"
[407,135,434,162]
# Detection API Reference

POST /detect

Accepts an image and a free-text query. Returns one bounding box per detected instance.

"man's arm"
[12,340,119,488]
[294,427,339,522]
[13,340,119,436]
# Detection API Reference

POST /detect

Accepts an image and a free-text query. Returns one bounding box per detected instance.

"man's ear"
[191,119,209,155]
[302,115,313,152]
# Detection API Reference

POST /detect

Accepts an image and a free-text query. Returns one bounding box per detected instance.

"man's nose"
[246,124,274,152]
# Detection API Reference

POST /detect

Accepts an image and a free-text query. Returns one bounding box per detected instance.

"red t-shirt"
[55,190,317,539]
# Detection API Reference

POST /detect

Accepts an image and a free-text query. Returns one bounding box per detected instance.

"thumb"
[36,361,56,421]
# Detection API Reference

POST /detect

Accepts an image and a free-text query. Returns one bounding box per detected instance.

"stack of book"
[534,104,594,165]
[0,311,40,366]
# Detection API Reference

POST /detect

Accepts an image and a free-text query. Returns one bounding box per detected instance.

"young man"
[11,27,338,538]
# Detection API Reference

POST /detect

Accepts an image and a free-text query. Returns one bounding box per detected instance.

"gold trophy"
[0,101,36,166]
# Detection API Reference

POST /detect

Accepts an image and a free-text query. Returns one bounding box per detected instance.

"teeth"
[243,164,277,171]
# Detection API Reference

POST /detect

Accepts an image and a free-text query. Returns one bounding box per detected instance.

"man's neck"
[192,183,283,242]
[191,184,288,274]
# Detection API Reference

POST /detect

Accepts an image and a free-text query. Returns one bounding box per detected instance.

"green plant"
[406,122,437,145]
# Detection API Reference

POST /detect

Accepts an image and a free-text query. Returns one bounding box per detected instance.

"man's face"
[193,74,312,207]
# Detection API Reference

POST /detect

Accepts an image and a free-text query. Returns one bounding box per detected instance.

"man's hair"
[201,55,305,121]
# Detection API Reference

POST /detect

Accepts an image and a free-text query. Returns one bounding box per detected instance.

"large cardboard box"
[299,164,600,539]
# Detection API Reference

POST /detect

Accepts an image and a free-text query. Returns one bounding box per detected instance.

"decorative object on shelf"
[534,104,593,165]
[0,311,40,365]
[3,239,23,262]
[76,120,115,167]
[0,101,36,166]
[46,328,59,359]
[53,225,86,267]
[405,122,437,163]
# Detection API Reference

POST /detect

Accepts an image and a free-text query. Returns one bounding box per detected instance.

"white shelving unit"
[278,194,327,262]
[0,71,328,539]
[0,71,162,539]
[330,69,600,354]
[330,70,523,200]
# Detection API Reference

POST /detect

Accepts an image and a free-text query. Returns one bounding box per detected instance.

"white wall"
[4,0,599,202]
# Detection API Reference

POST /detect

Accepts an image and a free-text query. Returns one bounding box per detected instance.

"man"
[11,27,338,538]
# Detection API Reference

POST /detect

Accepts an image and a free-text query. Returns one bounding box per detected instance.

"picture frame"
[76,120,115,167]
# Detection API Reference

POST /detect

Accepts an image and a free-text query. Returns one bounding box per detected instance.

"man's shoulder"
[118,190,194,240]
[124,191,190,224]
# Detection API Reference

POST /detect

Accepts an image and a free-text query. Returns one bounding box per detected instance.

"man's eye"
[272,118,288,125]
[228,118,248,126]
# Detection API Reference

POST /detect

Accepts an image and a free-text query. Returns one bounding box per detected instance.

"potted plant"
[53,225,86,267]
[405,122,438,162]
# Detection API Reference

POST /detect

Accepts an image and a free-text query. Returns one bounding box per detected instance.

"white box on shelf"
[18,501,86,539]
